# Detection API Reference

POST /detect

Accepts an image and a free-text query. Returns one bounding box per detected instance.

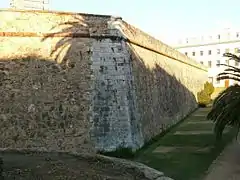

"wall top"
[0,8,113,18]
[109,19,207,71]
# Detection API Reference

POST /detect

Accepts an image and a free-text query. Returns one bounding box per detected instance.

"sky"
[1,0,240,45]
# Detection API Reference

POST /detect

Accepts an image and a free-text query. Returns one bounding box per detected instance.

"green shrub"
[197,82,214,107]
[197,90,211,107]
[204,82,214,95]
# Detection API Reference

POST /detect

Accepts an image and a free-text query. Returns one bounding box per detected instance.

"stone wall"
[0,9,208,152]
[0,10,110,153]
[92,18,208,147]
[110,20,207,142]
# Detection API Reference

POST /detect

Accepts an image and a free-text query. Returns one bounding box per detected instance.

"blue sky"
[1,0,240,44]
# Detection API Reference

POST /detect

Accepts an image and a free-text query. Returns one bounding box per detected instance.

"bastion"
[0,9,207,152]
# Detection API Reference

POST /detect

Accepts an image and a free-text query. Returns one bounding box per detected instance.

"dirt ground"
[0,151,149,180]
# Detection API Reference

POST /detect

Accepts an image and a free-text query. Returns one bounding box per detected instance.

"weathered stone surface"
[0,55,94,153]
[0,11,99,153]
[90,38,143,151]
[0,9,208,152]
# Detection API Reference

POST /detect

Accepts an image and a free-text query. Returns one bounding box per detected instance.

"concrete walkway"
[204,140,240,180]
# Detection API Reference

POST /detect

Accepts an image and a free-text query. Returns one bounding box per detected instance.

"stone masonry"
[0,9,208,152]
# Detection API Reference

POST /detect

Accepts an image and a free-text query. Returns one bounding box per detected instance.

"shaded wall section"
[90,37,145,151]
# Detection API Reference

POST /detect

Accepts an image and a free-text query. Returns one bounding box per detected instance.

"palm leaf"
[223,53,240,62]
[218,63,240,70]
[207,52,240,140]
[208,85,240,139]
[217,75,240,82]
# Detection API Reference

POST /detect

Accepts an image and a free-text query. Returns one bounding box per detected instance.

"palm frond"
[207,84,240,139]
[217,63,240,82]
[218,63,240,71]
[217,76,240,82]
[218,72,240,77]
[223,53,240,62]
[208,53,240,141]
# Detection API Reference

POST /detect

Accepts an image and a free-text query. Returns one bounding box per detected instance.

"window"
[225,48,230,53]
[235,48,240,53]
[225,60,229,65]
[237,32,239,38]
[218,34,221,39]
[208,77,213,83]
[200,61,203,65]
[217,49,220,54]
[192,52,195,56]
[200,51,203,56]
[235,61,239,66]
[186,38,188,43]
[208,61,212,68]
[216,60,221,67]
[216,78,220,84]
[208,50,212,55]
[185,52,188,56]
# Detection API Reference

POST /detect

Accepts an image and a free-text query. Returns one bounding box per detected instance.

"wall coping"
[0,8,112,18]
[109,19,208,72]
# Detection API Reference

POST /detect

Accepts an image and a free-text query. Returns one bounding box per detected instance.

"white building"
[174,28,240,88]
[10,0,49,10]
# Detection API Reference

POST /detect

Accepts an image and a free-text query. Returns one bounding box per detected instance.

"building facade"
[174,28,240,87]
[10,0,49,10]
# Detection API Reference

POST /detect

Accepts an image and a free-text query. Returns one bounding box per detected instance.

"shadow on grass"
[135,127,236,180]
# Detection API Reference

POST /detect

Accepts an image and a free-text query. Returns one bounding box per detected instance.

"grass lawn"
[177,123,214,131]
[134,108,236,180]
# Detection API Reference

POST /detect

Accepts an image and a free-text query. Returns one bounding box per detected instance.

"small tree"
[197,82,214,107]
[204,81,214,95]
[207,53,240,140]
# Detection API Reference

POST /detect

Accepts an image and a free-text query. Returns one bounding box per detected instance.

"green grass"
[134,108,236,180]
[177,123,214,131]
[178,123,233,132]
[186,116,209,121]
[136,147,228,180]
